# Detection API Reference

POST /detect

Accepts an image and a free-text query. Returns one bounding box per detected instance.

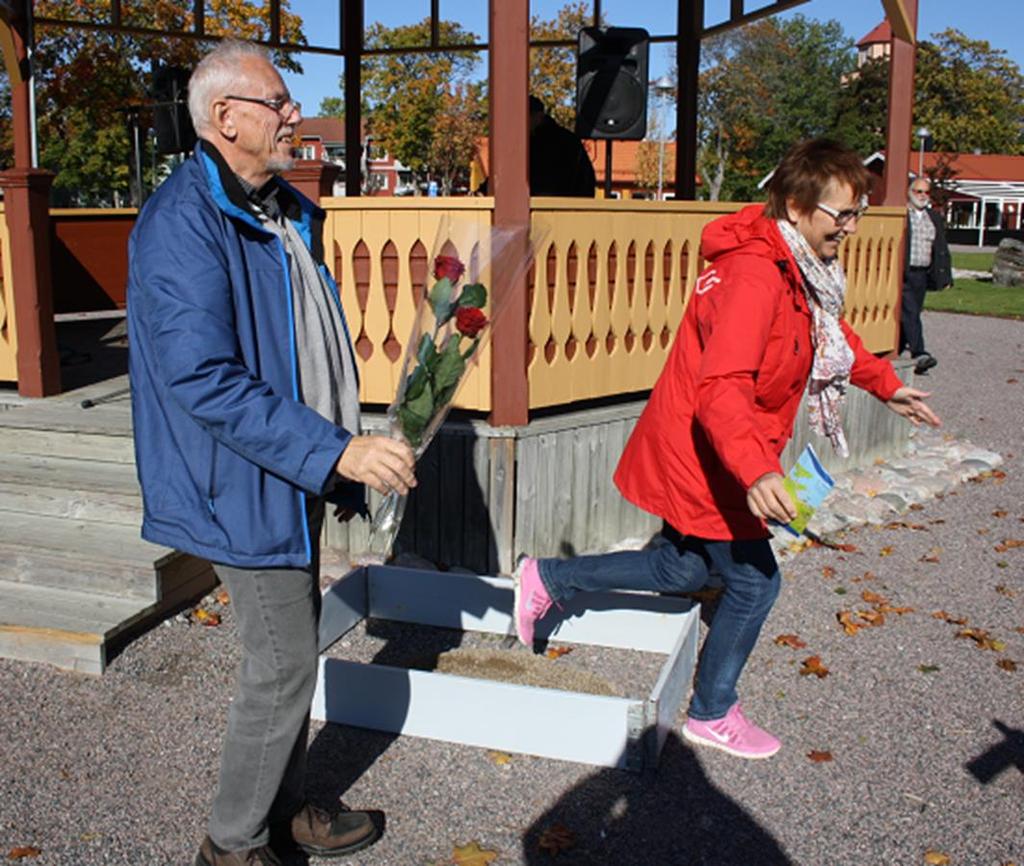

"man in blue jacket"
[127,41,416,866]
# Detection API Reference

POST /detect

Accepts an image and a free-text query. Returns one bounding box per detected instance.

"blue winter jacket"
[127,141,361,568]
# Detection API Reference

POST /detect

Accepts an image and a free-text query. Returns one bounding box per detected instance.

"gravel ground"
[2,310,1022,866]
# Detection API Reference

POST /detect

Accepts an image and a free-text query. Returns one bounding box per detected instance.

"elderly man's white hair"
[188,40,273,135]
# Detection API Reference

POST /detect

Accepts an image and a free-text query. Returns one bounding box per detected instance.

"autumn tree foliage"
[528,1,596,130]
[0,0,305,204]
[355,18,483,190]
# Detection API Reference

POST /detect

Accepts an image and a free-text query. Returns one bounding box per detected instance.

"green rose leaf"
[461,337,481,361]
[457,282,487,309]
[434,335,466,391]
[429,277,455,323]
[416,333,436,368]
[398,378,434,448]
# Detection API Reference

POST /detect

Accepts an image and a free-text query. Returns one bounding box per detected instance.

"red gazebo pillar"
[487,0,530,427]
[0,8,61,396]
[881,0,919,205]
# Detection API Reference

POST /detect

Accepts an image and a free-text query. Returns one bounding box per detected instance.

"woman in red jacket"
[513,139,940,760]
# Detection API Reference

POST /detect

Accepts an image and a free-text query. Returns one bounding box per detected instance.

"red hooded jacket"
[614,205,903,540]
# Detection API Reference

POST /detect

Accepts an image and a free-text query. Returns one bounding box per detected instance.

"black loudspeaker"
[152,66,196,155]
[575,26,649,140]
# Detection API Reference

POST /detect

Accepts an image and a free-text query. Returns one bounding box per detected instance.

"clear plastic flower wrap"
[364,216,542,560]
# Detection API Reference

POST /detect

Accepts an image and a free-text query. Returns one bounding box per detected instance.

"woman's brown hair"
[765,138,872,219]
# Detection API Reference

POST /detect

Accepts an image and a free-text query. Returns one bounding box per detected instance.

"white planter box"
[313,566,700,771]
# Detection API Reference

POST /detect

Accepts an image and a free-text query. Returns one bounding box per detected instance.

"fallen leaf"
[774,633,808,649]
[215,589,231,605]
[6,848,42,860]
[997,659,1018,672]
[932,611,968,626]
[834,543,859,553]
[996,585,1017,598]
[994,539,1024,552]
[879,546,895,557]
[919,547,943,563]
[992,510,1009,518]
[1015,627,1024,635]
[857,609,886,627]
[545,646,574,659]
[537,824,576,856]
[877,603,914,616]
[821,565,836,579]
[996,561,1009,568]
[453,841,499,866]
[834,586,848,595]
[836,611,863,636]
[956,628,1006,652]
[923,850,951,865]
[192,608,222,627]
[800,656,830,678]
[977,528,991,535]
[808,750,833,762]
[1009,378,1020,384]
[486,750,512,767]
[917,664,940,674]
[909,503,924,511]
[861,590,888,605]
[928,519,946,525]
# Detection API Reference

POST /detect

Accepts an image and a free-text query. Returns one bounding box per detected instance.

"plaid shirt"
[908,207,936,267]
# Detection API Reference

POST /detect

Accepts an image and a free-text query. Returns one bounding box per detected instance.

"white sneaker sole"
[682,723,781,759]
[511,557,529,646]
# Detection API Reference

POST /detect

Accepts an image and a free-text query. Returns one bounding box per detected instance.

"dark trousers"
[900,268,930,357]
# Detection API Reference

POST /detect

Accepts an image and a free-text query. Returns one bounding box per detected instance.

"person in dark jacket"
[901,178,953,374]
[511,139,940,760]
[127,41,416,866]
[529,95,596,197]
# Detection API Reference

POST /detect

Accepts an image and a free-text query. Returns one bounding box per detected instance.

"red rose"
[455,306,488,338]
[433,255,465,282]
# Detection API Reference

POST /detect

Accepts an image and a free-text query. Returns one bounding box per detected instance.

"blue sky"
[280,0,1024,116]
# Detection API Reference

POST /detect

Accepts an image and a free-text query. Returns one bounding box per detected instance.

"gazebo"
[0,0,923,572]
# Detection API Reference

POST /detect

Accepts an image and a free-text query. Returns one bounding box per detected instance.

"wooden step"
[0,400,134,463]
[0,558,217,675]
[0,453,142,524]
[0,512,174,599]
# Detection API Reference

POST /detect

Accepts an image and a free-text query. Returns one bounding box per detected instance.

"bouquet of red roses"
[366,219,538,558]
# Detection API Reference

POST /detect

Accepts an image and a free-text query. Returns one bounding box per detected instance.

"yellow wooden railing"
[322,198,496,410]
[322,198,904,412]
[0,202,17,382]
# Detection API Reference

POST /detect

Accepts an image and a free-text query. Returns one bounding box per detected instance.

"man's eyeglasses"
[816,196,869,227]
[224,94,301,118]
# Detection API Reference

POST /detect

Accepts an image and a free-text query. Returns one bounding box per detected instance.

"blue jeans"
[537,528,781,720]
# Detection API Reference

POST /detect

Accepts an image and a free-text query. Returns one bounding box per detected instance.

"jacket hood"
[700,204,791,264]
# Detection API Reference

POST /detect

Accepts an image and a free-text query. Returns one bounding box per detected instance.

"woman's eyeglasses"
[816,196,869,227]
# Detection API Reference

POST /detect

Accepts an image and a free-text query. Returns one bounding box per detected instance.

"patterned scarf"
[776,219,854,458]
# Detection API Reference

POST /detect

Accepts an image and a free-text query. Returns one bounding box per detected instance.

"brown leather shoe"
[284,803,380,858]
[194,835,283,866]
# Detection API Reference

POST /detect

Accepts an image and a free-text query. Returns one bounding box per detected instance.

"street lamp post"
[653,76,674,201]
[916,126,930,177]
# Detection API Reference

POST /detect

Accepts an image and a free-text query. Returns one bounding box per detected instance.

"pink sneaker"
[682,703,781,759]
[512,557,553,647]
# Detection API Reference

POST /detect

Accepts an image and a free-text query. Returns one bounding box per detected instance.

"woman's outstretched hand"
[886,386,941,428]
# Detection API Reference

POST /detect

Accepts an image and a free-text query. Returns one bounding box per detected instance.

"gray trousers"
[208,503,323,851]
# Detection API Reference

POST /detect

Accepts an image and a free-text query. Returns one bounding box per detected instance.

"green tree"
[914,29,1024,154]
[694,15,856,201]
[357,18,482,186]
[833,56,890,156]
[0,0,305,203]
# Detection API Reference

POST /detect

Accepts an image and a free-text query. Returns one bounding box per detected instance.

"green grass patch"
[951,251,995,271]
[925,279,1024,319]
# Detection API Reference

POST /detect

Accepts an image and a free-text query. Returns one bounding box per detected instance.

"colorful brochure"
[772,443,835,537]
